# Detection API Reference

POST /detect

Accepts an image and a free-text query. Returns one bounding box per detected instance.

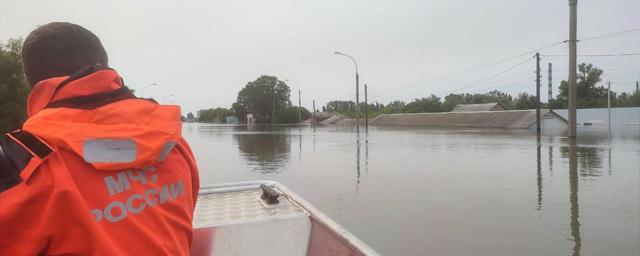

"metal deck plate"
[194,188,307,228]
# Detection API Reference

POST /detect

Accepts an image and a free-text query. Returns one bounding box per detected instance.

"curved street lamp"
[334,51,360,134]
[141,83,158,98]
[163,94,175,104]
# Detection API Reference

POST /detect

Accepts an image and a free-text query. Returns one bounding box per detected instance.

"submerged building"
[451,102,507,112]
[370,109,568,130]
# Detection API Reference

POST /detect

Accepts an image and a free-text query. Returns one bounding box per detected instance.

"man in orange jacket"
[0,22,200,255]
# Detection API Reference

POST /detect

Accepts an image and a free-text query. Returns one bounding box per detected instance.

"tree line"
[195,75,311,124]
[322,63,640,118]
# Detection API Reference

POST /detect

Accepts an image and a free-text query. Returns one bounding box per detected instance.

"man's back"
[0,65,199,255]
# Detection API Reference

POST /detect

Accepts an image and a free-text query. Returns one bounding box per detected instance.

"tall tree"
[557,63,610,108]
[0,38,30,134]
[235,76,291,123]
[231,102,247,122]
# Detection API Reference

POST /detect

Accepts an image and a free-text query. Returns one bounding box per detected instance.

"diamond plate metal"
[194,188,307,228]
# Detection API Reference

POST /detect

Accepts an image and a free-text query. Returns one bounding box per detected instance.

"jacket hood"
[22,67,182,171]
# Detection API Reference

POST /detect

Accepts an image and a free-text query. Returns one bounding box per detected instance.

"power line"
[578,28,640,42]
[484,81,532,91]
[556,66,640,72]
[367,28,640,101]
[371,57,535,102]
[542,53,640,57]
[443,56,535,94]
[370,41,566,94]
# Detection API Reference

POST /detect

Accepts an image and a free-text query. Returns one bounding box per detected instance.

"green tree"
[556,63,612,108]
[513,93,538,110]
[231,102,246,122]
[276,106,311,124]
[403,95,443,113]
[381,100,406,114]
[0,38,30,134]
[630,86,640,107]
[186,112,195,121]
[546,98,565,109]
[235,76,290,123]
[197,108,232,123]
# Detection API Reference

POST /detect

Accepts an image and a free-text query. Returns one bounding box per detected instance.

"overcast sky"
[1,0,638,114]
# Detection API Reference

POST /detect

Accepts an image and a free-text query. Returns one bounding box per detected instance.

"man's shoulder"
[0,130,54,193]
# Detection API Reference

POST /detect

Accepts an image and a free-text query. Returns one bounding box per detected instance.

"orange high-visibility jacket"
[0,66,200,255]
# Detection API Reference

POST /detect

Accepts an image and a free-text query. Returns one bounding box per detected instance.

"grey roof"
[369,109,567,129]
[451,103,506,112]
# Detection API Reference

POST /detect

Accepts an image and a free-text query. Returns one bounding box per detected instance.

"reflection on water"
[560,146,605,177]
[354,140,370,190]
[568,141,582,256]
[356,141,361,186]
[549,146,554,176]
[234,126,290,174]
[184,123,640,255]
[536,142,543,210]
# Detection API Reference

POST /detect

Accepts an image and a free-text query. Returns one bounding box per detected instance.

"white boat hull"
[193,181,379,256]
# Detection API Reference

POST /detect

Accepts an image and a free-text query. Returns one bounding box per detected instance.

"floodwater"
[183,108,640,256]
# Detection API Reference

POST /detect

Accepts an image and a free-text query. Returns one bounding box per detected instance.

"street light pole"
[334,51,360,135]
[536,52,541,136]
[141,83,158,98]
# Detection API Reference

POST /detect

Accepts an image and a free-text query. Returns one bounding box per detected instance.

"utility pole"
[312,100,316,115]
[284,79,302,125]
[548,63,553,104]
[312,100,316,127]
[568,0,578,138]
[536,52,541,136]
[356,72,360,135]
[607,80,611,135]
[364,84,369,133]
[298,89,302,125]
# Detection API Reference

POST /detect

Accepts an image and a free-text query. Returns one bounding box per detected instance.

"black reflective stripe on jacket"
[0,130,53,192]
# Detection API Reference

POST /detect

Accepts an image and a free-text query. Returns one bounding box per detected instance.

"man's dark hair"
[22,22,108,86]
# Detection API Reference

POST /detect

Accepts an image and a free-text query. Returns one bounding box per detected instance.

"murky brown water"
[183,123,640,256]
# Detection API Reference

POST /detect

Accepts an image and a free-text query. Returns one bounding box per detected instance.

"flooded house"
[450,102,507,112]
[370,108,568,130]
